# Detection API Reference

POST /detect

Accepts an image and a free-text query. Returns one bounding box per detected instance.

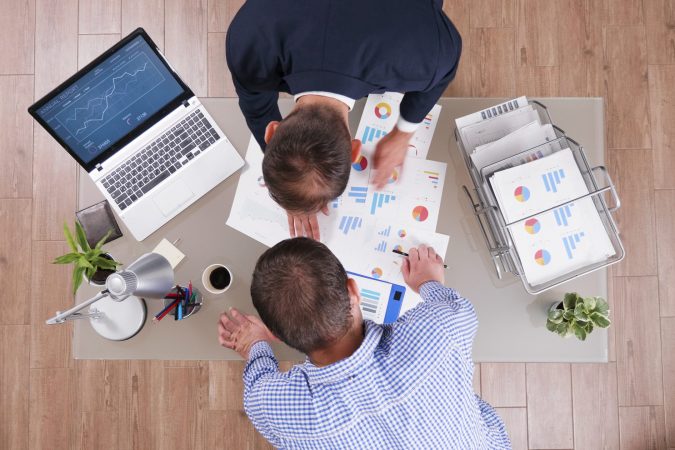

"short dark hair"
[250,237,352,354]
[262,105,352,213]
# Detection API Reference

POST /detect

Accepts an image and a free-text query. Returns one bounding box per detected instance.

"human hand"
[372,128,412,189]
[286,206,329,241]
[218,308,279,359]
[401,244,445,293]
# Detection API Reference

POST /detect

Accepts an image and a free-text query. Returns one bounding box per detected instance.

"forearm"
[243,341,279,390]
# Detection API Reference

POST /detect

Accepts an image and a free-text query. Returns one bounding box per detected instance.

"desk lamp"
[46,253,174,340]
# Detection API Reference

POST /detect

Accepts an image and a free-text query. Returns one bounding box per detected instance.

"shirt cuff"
[396,116,422,133]
[419,281,447,299]
[248,341,275,361]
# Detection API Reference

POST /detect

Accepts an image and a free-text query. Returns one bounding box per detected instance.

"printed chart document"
[356,92,442,159]
[489,149,615,286]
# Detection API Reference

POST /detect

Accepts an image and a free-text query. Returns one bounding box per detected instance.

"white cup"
[202,264,233,295]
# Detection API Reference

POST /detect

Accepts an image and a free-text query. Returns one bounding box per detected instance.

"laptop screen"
[31,32,187,167]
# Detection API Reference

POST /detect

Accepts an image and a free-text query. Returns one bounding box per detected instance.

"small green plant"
[546,292,610,341]
[53,222,121,293]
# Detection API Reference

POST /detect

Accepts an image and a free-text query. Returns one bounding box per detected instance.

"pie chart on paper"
[352,155,368,171]
[524,218,541,234]
[412,205,429,222]
[534,249,551,266]
[514,185,531,202]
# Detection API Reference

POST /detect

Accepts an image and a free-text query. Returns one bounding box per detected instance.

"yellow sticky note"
[152,238,185,269]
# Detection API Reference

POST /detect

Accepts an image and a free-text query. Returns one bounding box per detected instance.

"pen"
[153,298,180,323]
[392,249,447,268]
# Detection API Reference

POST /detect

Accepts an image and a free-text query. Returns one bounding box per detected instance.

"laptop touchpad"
[153,180,195,216]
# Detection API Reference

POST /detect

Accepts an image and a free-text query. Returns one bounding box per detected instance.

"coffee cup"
[202,264,233,294]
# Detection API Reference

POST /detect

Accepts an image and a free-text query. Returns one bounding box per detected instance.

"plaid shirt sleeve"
[414,281,479,361]
[243,341,284,448]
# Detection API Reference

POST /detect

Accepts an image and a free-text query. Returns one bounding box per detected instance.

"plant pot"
[87,253,116,286]
[548,301,574,338]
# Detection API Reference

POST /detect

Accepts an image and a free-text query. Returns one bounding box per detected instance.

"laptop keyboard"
[101,109,220,210]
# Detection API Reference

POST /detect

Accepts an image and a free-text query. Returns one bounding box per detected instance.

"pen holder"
[163,286,202,320]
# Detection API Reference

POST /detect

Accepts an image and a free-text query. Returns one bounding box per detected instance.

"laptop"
[28,28,244,241]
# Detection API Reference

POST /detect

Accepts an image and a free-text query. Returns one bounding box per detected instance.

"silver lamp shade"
[106,253,174,301]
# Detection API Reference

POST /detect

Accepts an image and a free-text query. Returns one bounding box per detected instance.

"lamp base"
[88,295,147,341]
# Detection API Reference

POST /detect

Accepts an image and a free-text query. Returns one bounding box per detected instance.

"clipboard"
[348,271,406,324]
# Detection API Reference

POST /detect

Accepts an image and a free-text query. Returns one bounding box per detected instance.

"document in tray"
[455,96,529,129]
[471,122,557,173]
[508,198,615,286]
[356,92,442,159]
[489,148,588,224]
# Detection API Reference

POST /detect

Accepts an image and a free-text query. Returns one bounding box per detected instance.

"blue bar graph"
[338,215,363,235]
[361,126,387,144]
[374,240,387,253]
[562,232,586,259]
[331,196,341,208]
[542,168,566,193]
[347,186,368,204]
[553,203,574,226]
[378,225,391,237]
[370,192,396,215]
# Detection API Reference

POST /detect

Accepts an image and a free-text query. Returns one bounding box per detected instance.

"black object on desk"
[76,200,123,247]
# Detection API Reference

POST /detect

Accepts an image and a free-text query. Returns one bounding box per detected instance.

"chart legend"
[424,170,440,188]
[542,168,566,193]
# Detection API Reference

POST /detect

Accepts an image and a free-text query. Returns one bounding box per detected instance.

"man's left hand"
[218,308,278,359]
[372,127,413,189]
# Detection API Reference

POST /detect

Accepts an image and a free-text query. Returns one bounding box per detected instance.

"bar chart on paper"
[370,192,396,215]
[338,215,363,235]
[361,126,388,144]
[347,186,368,204]
[562,232,585,259]
[360,288,381,320]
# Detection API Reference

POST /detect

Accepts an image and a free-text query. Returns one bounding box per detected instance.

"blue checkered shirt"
[243,281,511,449]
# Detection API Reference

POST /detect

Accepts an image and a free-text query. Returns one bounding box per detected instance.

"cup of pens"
[153,283,202,323]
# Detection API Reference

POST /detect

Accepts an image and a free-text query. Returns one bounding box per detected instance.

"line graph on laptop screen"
[56,52,165,142]
[34,35,185,165]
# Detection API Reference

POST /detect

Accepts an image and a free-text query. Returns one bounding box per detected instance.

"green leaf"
[77,257,94,269]
[94,229,113,250]
[591,312,611,328]
[563,292,578,310]
[94,258,118,270]
[574,303,590,322]
[583,296,597,312]
[72,266,85,294]
[52,253,80,265]
[75,221,91,252]
[595,298,610,316]
[556,322,569,336]
[574,325,587,341]
[563,310,575,322]
[63,222,78,253]
[85,266,96,280]
[548,309,564,323]
[546,320,559,332]
[585,321,594,334]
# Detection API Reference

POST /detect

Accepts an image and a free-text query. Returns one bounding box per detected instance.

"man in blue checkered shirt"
[218,238,511,449]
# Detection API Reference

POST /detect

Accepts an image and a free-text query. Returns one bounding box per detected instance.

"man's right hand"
[401,244,445,293]
[287,206,329,241]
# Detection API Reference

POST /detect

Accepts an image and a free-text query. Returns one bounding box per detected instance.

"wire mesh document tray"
[454,100,625,294]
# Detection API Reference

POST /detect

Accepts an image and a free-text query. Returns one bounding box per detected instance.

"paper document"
[471,122,557,173]
[356,92,442,159]
[455,96,529,129]
[489,149,615,285]
[459,106,540,155]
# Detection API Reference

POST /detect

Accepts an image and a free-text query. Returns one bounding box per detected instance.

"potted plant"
[53,222,122,293]
[546,292,610,341]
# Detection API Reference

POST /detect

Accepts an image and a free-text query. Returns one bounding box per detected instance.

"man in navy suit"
[227,0,462,239]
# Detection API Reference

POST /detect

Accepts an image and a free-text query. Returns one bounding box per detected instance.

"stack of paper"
[227,93,450,317]
[489,149,615,286]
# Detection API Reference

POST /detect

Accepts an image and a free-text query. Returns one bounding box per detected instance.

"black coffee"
[209,267,231,290]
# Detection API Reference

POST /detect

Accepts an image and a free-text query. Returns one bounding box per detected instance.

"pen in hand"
[392,248,448,268]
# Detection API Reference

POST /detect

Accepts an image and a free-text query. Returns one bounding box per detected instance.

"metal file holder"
[454,100,625,294]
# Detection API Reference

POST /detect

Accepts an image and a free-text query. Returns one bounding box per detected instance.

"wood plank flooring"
[1,0,673,448]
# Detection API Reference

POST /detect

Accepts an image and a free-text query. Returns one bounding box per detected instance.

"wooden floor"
[0,0,673,448]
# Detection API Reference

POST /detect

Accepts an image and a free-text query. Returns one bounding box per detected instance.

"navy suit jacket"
[226,0,462,150]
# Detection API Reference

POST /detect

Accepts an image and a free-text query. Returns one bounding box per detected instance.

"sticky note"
[152,239,185,269]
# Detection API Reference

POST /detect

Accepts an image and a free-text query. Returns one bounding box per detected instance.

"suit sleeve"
[226,36,282,151]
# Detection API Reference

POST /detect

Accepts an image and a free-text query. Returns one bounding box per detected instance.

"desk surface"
[74,97,608,362]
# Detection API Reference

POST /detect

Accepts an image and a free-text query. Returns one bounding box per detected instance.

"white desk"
[74,97,608,362]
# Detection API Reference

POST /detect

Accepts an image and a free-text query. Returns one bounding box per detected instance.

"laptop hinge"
[95,163,104,172]
[182,99,190,108]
